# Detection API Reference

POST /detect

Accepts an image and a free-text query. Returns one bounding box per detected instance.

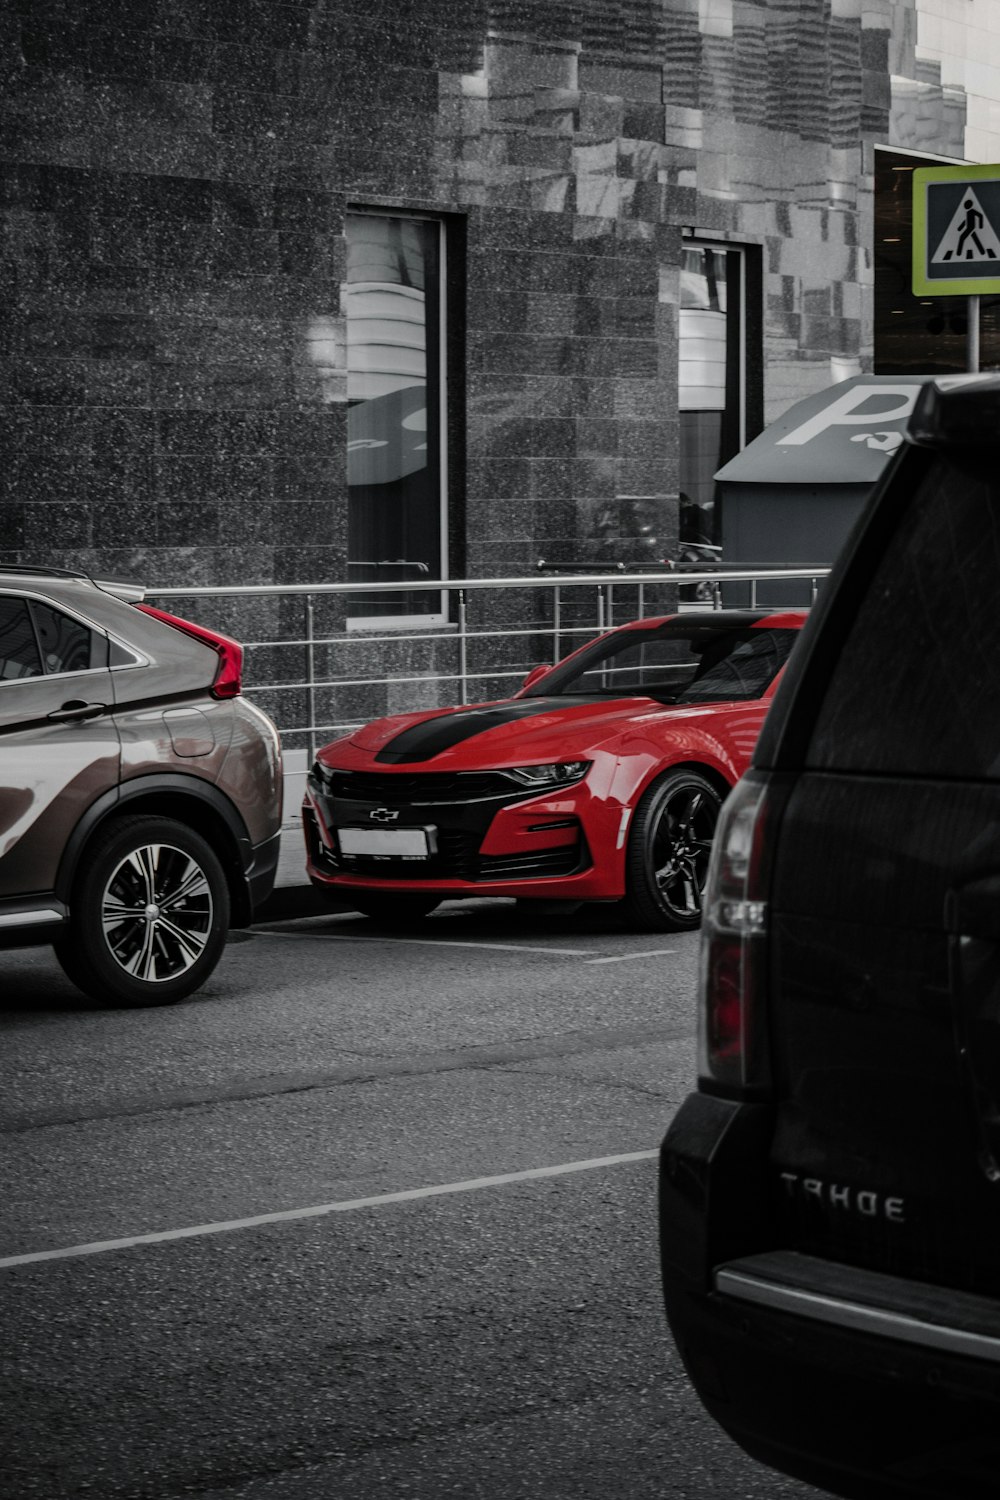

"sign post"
[912,163,1000,373]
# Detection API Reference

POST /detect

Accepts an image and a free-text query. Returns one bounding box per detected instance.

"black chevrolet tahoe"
[659,374,1000,1500]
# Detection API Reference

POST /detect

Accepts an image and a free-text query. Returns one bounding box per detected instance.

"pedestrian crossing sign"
[913,163,1000,295]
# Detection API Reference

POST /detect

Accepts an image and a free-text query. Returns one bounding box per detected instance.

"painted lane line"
[585,948,677,965]
[257,931,592,958]
[0,1150,658,1271]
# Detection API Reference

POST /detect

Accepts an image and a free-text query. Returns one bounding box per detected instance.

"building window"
[678,243,748,550]
[874,148,1000,376]
[346,213,447,624]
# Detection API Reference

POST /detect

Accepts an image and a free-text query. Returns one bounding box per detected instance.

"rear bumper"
[246,828,281,913]
[660,1093,1000,1499]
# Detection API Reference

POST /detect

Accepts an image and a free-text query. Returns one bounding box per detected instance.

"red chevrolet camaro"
[303,608,805,930]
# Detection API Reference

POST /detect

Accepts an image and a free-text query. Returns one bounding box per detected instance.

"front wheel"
[621,769,723,931]
[54,816,230,1006]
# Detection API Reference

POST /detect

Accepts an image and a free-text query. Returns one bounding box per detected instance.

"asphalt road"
[1,900,825,1500]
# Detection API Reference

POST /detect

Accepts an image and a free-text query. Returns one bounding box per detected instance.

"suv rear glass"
[808,457,1000,778]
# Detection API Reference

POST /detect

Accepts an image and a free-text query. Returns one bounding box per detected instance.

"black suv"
[659,375,1000,1499]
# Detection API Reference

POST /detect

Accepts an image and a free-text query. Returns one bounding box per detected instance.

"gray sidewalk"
[254,750,345,922]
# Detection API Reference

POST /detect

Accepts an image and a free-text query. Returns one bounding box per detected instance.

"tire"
[54,816,230,1007]
[350,892,441,927]
[621,769,723,932]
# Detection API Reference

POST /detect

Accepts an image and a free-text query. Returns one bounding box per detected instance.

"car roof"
[613,608,808,633]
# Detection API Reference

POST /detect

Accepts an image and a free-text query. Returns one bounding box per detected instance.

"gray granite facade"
[0,0,981,595]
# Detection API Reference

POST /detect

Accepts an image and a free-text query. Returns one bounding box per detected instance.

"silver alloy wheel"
[101,842,214,983]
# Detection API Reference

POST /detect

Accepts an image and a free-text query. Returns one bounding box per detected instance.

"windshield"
[528,623,798,705]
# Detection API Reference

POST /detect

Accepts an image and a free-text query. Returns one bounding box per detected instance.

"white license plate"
[337,826,433,858]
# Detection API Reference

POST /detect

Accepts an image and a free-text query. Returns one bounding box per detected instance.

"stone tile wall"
[0,0,981,723]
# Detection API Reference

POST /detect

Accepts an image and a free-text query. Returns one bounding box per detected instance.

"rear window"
[808,459,1000,777]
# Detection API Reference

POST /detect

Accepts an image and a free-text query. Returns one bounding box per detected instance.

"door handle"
[47,700,108,723]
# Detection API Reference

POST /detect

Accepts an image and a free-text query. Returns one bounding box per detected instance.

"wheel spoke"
[157,914,209,966]
[101,893,145,931]
[159,857,210,911]
[123,921,159,981]
[125,845,158,905]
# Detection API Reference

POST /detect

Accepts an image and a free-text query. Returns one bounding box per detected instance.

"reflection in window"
[346,214,445,622]
[0,598,42,680]
[32,602,93,673]
[874,149,1000,376]
[678,245,743,549]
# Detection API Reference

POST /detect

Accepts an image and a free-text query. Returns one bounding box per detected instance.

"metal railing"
[145,567,829,756]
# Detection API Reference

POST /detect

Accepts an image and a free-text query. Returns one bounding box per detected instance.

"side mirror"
[520,664,552,692]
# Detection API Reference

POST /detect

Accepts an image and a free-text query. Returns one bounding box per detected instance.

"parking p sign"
[913,163,1000,296]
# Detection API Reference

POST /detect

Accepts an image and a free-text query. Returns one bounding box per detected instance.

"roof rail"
[0,564,91,580]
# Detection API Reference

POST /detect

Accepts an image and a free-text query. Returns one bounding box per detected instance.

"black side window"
[808,460,1000,777]
[0,598,43,680]
[676,629,797,703]
[0,598,103,682]
[31,602,97,674]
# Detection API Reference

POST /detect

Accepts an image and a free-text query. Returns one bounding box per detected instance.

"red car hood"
[334,695,723,768]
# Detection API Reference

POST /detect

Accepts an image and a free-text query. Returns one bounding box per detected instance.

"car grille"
[477,846,583,880]
[314,768,521,803]
[305,807,587,884]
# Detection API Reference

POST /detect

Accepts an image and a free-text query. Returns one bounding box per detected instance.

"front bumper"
[660,1092,1000,1499]
[303,766,628,901]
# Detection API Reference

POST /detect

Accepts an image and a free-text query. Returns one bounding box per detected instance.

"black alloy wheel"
[622,769,723,931]
[350,893,442,927]
[54,815,230,1006]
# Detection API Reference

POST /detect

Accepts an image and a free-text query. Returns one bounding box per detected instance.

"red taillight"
[136,605,244,699]
[704,937,745,1062]
[697,775,780,1094]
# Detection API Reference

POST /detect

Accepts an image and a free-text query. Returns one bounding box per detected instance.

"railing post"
[607,583,614,630]
[597,586,606,635]
[811,576,819,603]
[553,585,561,663]
[750,576,758,608]
[305,592,316,762]
[638,582,645,621]
[458,588,468,705]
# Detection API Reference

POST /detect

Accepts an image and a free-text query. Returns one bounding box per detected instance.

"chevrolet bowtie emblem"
[369,807,400,823]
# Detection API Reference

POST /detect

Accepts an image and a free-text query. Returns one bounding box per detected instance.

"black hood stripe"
[373,697,594,764]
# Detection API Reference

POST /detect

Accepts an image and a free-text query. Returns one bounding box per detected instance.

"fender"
[609,730,740,809]
[55,772,254,906]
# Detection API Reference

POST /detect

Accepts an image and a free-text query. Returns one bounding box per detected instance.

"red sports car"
[303,608,805,930]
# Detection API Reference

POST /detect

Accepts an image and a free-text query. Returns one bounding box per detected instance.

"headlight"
[501,761,591,788]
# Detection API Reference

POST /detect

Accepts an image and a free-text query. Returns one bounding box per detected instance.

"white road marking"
[258,931,592,958]
[0,1150,658,1271]
[585,948,677,965]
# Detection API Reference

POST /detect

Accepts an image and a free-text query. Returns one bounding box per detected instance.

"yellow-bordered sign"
[912,163,1000,296]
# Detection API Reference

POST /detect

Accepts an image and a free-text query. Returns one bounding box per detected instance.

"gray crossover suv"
[0,566,282,1006]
